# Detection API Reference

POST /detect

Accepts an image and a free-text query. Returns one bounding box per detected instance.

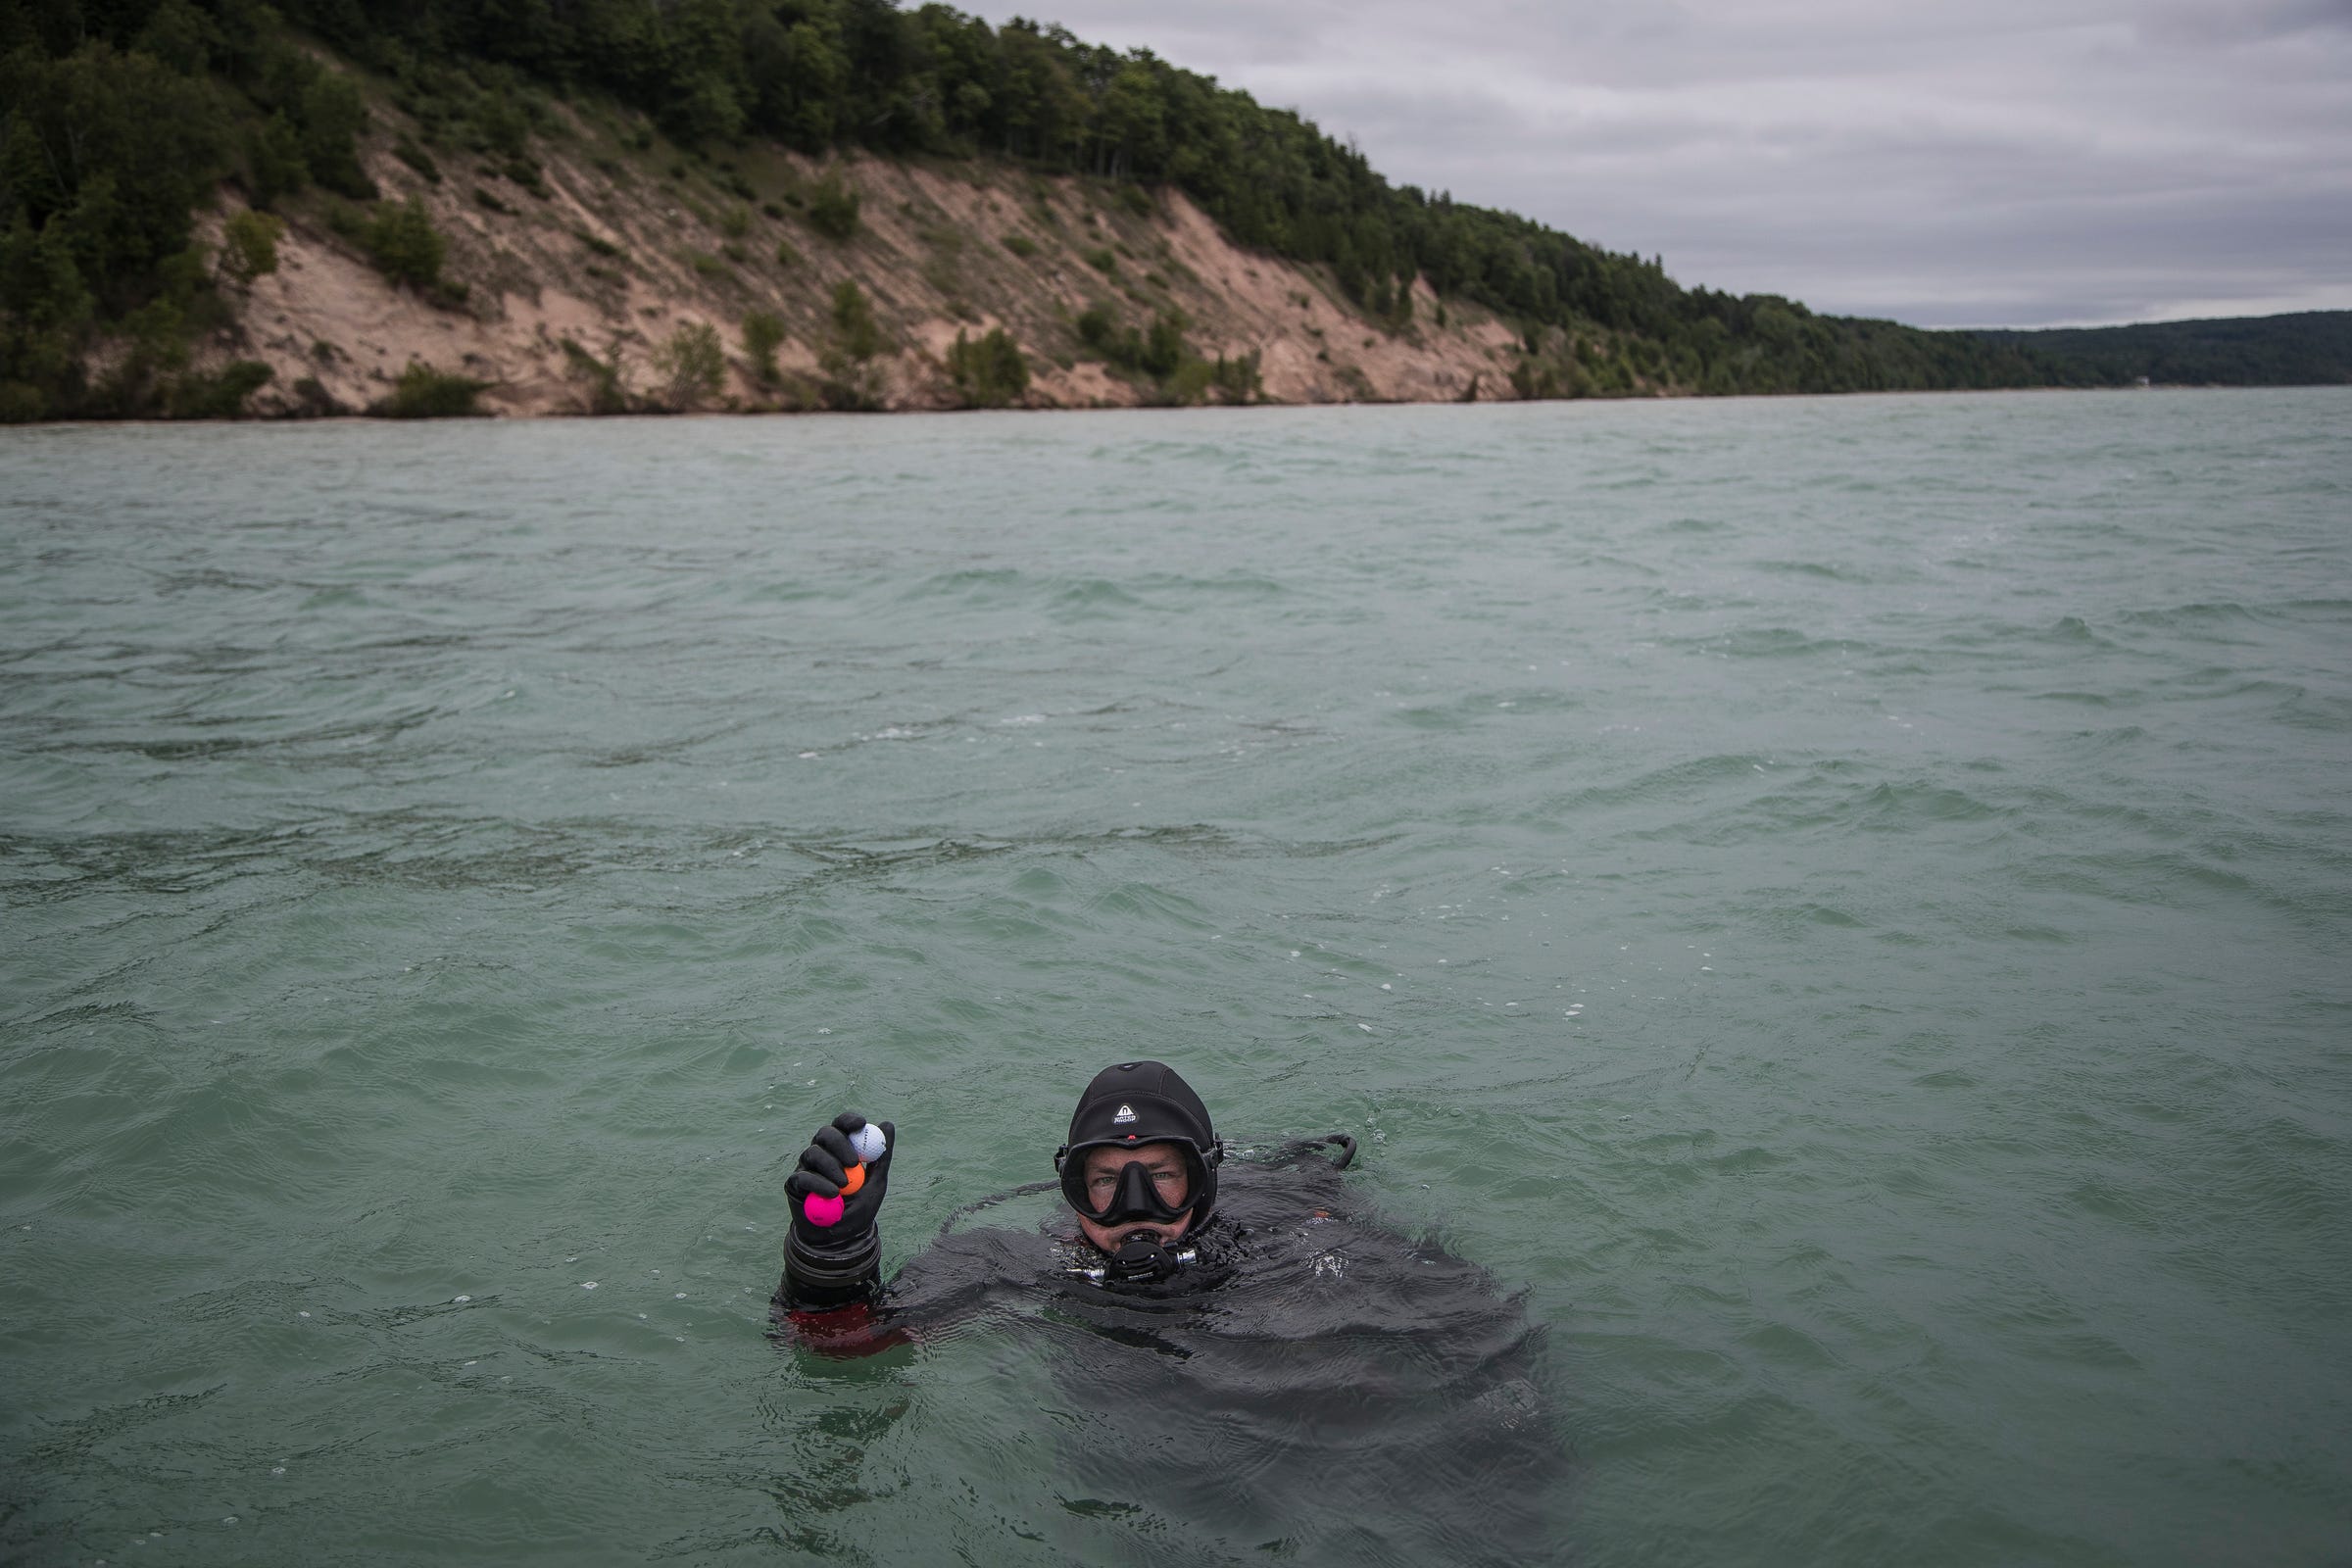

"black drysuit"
[772,1144,1567,1565]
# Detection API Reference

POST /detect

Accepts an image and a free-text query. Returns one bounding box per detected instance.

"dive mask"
[1054,1138,1220,1226]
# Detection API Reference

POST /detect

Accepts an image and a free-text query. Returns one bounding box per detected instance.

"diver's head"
[1055,1060,1222,1253]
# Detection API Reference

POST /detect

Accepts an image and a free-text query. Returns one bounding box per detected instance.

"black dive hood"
[1054,1060,1222,1232]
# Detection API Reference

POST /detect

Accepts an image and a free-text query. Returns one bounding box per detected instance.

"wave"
[1682,626,1850,660]
[1751,559,1875,583]
[2114,601,2267,642]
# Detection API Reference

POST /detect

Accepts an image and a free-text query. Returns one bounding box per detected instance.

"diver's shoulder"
[1213,1155,1349,1224]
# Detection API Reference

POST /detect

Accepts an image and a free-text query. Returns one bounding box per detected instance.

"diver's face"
[1075,1142,1193,1252]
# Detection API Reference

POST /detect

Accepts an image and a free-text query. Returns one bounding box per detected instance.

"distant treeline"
[1974,314,2352,388]
[11,0,2319,420]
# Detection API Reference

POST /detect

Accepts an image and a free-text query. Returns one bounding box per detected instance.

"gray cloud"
[961,0,2352,326]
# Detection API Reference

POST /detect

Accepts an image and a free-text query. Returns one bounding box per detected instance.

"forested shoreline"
[3,0,2340,422]
[1972,315,2352,389]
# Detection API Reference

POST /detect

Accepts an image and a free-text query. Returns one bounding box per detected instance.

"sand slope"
[209,103,1536,417]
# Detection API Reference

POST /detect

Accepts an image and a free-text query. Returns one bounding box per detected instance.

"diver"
[779,1059,1251,1328]
[769,1060,1563,1561]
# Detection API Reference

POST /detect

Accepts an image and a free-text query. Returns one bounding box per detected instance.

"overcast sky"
[958,0,2352,328]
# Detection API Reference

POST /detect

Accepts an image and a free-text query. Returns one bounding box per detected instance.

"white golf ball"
[849,1124,888,1162]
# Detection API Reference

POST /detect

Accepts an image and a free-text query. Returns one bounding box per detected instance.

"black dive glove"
[782,1112,895,1304]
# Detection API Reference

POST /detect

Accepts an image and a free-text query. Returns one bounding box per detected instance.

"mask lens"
[1061,1142,1204,1223]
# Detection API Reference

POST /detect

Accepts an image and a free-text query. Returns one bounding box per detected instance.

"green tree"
[1209,350,1261,405]
[946,325,1028,408]
[1,42,225,299]
[660,0,749,143]
[830,279,881,362]
[1141,309,1186,377]
[0,218,93,418]
[818,277,886,410]
[741,309,785,385]
[657,319,725,408]
[297,70,373,198]
[1099,61,1167,178]
[244,112,308,207]
[761,19,848,149]
[219,209,283,286]
[472,0,566,72]
[134,0,220,75]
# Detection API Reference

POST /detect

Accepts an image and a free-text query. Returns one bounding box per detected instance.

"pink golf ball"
[849,1124,888,1163]
[803,1192,845,1228]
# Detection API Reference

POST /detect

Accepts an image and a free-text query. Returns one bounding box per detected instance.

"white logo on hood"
[1112,1102,1137,1124]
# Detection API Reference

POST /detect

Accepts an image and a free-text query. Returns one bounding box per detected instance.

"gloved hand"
[786,1111,895,1249]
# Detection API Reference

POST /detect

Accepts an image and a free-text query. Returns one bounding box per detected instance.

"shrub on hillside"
[1210,350,1262,405]
[742,311,785,385]
[393,137,443,184]
[1160,361,1208,404]
[806,172,860,241]
[0,381,50,423]
[167,360,273,418]
[219,212,284,287]
[376,360,486,417]
[560,337,627,414]
[830,280,882,362]
[947,327,1029,409]
[362,199,446,291]
[1075,303,1188,380]
[657,321,725,408]
[1141,309,1186,377]
[817,280,886,410]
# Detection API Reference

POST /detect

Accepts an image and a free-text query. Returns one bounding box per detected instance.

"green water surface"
[3,389,2349,1566]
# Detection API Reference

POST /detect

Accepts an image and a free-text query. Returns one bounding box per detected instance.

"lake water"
[3,389,2348,1566]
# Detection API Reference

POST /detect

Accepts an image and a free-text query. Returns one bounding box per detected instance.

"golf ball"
[849,1124,888,1163]
[803,1192,845,1228]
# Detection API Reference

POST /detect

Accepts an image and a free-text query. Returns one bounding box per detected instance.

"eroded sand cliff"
[208,99,1534,417]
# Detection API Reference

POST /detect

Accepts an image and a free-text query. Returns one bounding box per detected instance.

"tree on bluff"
[0,42,224,306]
